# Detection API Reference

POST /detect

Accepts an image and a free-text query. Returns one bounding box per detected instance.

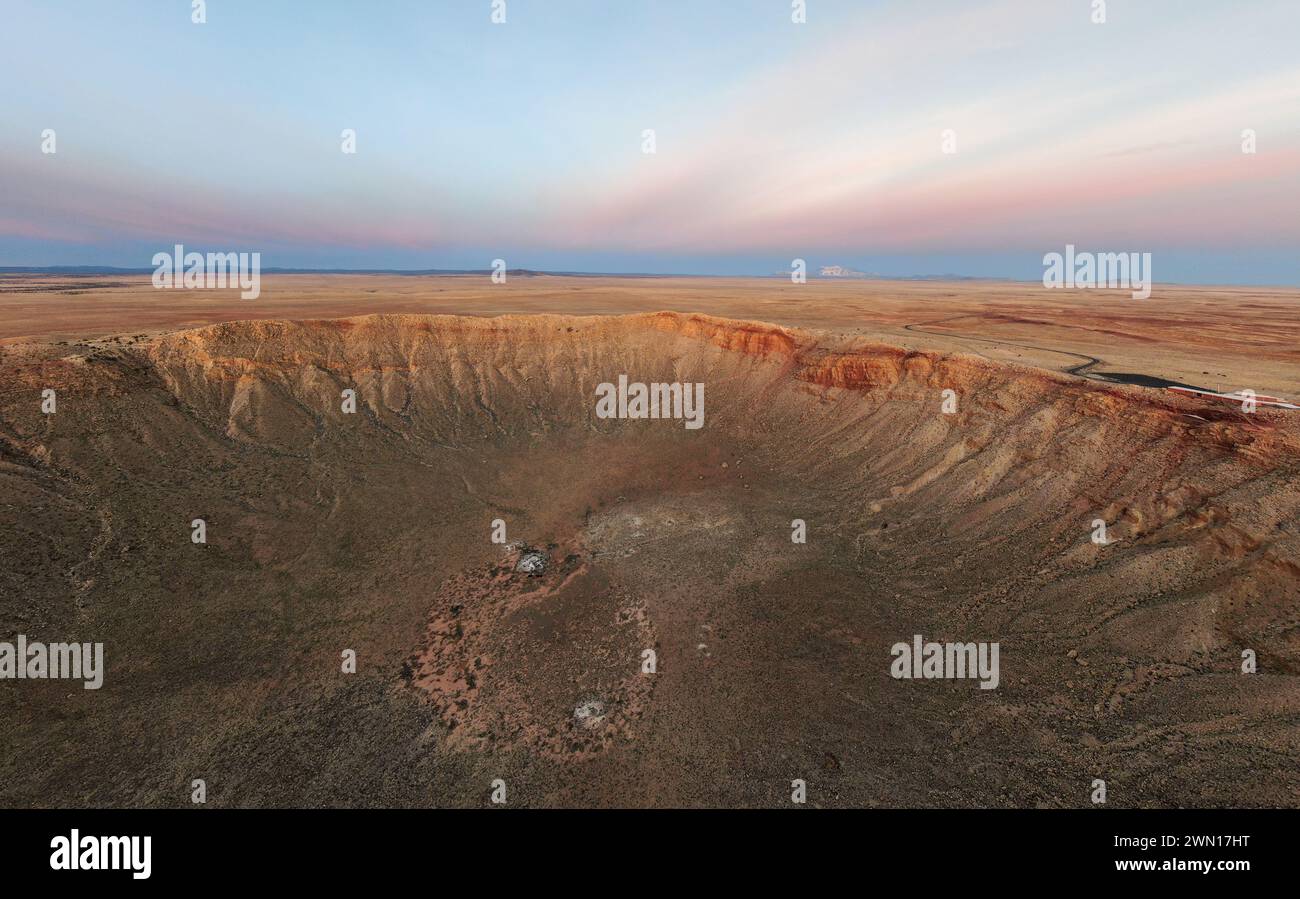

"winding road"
[903,313,1104,378]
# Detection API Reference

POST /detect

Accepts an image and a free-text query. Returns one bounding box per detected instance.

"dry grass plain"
[3,273,1300,397]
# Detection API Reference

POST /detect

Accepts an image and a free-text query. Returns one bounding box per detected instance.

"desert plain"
[1,273,1298,807]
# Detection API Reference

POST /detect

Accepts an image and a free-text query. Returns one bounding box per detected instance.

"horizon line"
[4,265,1300,290]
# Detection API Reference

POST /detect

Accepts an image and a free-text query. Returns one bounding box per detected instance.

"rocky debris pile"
[515,548,548,576]
[573,699,607,730]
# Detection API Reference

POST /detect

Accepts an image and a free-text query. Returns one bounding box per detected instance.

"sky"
[2,0,1298,283]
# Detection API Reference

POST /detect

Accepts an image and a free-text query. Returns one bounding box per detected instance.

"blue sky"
[2,0,1299,282]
